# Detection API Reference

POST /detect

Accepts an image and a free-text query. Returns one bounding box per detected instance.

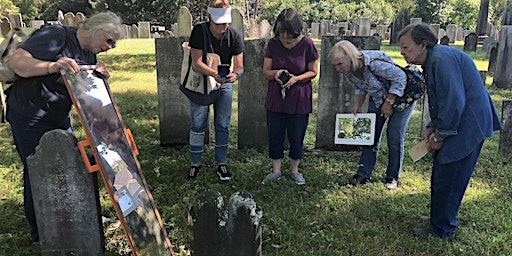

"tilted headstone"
[238,39,268,149]
[188,190,262,256]
[177,6,192,38]
[446,24,457,43]
[231,8,244,37]
[1,18,12,37]
[131,24,139,38]
[27,130,104,255]
[410,18,422,24]
[259,19,271,39]
[316,36,380,149]
[8,13,23,29]
[138,21,151,39]
[63,12,75,26]
[463,32,478,52]
[155,37,190,145]
[357,17,371,36]
[487,43,498,76]
[492,26,512,89]
[500,100,512,154]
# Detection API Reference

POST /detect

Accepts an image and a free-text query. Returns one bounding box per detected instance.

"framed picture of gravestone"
[334,113,376,145]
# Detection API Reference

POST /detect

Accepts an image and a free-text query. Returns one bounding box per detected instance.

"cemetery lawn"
[1,38,511,255]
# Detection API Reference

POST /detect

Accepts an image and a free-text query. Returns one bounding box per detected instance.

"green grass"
[1,38,511,255]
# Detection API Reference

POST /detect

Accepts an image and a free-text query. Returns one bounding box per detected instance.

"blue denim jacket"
[422,45,502,164]
[344,51,406,108]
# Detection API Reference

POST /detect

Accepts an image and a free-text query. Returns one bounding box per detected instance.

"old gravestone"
[463,32,478,52]
[30,20,45,29]
[27,130,103,255]
[231,8,245,37]
[410,18,422,24]
[487,42,498,77]
[155,36,190,145]
[492,25,512,89]
[446,24,457,43]
[188,190,262,256]
[315,36,380,150]
[74,12,86,24]
[482,37,496,52]
[130,24,139,38]
[238,39,268,149]
[311,22,320,39]
[63,12,75,26]
[500,100,512,155]
[1,18,12,37]
[357,17,371,36]
[138,21,151,39]
[259,19,272,39]
[8,13,23,29]
[177,6,192,38]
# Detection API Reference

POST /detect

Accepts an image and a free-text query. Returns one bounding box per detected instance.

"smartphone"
[217,64,230,78]
[277,71,291,84]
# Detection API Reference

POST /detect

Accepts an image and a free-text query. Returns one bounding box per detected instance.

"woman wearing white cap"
[186,0,244,181]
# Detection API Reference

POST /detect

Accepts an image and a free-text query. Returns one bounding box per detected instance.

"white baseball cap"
[208,7,232,24]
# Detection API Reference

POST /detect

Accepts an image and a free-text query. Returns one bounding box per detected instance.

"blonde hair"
[77,12,123,37]
[327,40,364,72]
[209,0,230,8]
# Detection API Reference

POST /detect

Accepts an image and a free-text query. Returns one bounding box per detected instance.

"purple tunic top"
[264,36,319,114]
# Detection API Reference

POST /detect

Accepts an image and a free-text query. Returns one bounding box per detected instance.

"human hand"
[381,101,393,118]
[49,57,80,74]
[423,127,435,141]
[351,106,360,116]
[94,64,110,79]
[427,133,443,151]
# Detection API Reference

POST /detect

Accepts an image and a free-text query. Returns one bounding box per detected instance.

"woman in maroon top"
[261,8,319,185]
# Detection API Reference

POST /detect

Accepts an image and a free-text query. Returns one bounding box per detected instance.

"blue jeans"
[356,99,414,180]
[189,83,233,164]
[266,111,309,160]
[430,141,483,238]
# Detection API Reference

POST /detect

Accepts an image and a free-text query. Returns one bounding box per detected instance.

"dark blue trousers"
[430,141,484,238]
[8,116,71,242]
[266,111,309,160]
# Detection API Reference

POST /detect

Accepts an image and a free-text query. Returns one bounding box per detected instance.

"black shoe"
[412,227,454,242]
[349,174,370,186]
[216,165,232,181]
[188,166,200,180]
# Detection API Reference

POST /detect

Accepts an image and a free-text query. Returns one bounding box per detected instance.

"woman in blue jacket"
[398,23,502,240]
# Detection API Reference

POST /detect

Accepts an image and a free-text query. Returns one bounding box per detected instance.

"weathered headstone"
[131,24,139,38]
[188,190,262,256]
[430,24,440,39]
[30,20,45,29]
[231,8,244,37]
[63,12,75,26]
[121,24,129,39]
[476,0,490,36]
[482,37,496,52]
[479,70,487,84]
[27,130,104,255]
[319,19,330,37]
[357,17,371,36]
[487,43,498,76]
[446,24,457,43]
[390,18,406,45]
[1,18,12,37]
[492,25,512,89]
[57,10,64,24]
[463,32,478,52]
[376,25,387,38]
[155,37,190,145]
[456,27,464,41]
[248,19,259,38]
[500,100,512,154]
[437,28,446,40]
[177,6,192,38]
[138,21,151,38]
[316,36,379,149]
[8,13,23,29]
[410,18,422,24]
[259,20,271,38]
[311,22,320,39]
[74,12,86,25]
[238,39,268,149]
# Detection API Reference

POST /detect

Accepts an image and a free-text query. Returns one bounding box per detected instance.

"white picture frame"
[334,113,376,145]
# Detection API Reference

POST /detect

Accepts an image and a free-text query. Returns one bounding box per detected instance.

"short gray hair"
[78,12,123,37]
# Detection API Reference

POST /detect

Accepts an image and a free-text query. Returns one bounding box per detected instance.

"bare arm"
[263,57,282,80]
[9,48,81,78]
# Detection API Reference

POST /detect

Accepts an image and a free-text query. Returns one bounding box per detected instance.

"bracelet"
[46,62,51,74]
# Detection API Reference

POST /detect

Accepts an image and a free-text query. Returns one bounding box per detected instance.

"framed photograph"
[334,113,376,145]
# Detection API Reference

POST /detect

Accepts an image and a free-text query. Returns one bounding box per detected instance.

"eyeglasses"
[105,37,116,48]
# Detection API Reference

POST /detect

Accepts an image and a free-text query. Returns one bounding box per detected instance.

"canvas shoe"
[216,165,232,181]
[187,166,200,180]
[261,172,282,184]
[384,178,398,190]
[291,172,305,185]
[348,174,370,186]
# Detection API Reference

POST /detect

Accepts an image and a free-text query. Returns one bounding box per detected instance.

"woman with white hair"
[6,11,123,243]
[186,0,244,181]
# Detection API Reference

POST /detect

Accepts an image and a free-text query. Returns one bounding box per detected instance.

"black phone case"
[278,72,290,84]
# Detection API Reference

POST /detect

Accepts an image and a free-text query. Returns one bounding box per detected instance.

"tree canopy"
[1,0,509,31]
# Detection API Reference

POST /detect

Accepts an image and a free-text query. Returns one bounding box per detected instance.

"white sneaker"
[384,179,398,190]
